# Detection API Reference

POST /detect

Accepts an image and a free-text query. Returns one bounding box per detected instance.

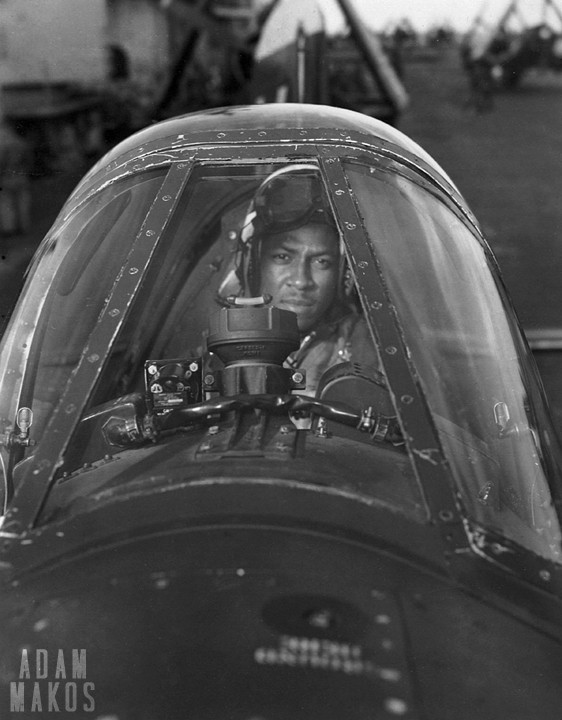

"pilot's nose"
[289,259,314,289]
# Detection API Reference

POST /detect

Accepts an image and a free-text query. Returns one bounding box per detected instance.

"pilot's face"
[260,223,340,333]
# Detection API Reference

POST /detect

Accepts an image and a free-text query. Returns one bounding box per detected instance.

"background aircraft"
[462,0,562,88]
[249,0,408,124]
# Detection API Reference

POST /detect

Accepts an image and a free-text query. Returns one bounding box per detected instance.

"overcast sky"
[317,0,558,33]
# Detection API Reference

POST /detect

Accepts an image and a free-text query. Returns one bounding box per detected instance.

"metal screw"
[385,698,408,716]
[306,608,335,629]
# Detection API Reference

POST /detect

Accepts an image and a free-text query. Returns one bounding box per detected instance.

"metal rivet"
[146,229,155,236]
[335,189,344,195]
[385,698,408,715]
[385,346,397,355]
[400,395,413,405]
[87,354,100,363]
[109,308,120,317]
[258,131,267,136]
[217,132,226,138]
[357,260,368,268]
[371,301,382,310]
[438,510,454,522]
[380,668,401,682]
[65,404,76,414]
[162,195,172,202]
[306,608,335,629]
[177,163,186,169]
[129,267,139,275]
[345,222,357,230]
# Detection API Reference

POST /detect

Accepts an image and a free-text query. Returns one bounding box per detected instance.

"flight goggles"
[252,164,335,235]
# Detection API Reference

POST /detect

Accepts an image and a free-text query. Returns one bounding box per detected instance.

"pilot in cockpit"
[217,165,377,396]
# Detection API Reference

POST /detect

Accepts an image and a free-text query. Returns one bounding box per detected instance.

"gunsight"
[207,297,304,395]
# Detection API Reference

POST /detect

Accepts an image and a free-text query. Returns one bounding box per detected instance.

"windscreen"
[344,161,562,562]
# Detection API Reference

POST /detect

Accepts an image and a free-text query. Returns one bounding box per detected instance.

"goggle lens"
[254,172,333,232]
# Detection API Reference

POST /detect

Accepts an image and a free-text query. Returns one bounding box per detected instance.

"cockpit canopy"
[1,104,561,568]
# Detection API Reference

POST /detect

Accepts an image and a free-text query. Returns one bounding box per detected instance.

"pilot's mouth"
[282,298,315,308]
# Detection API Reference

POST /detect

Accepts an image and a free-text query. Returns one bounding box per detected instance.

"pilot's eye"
[269,250,291,263]
[314,256,335,269]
